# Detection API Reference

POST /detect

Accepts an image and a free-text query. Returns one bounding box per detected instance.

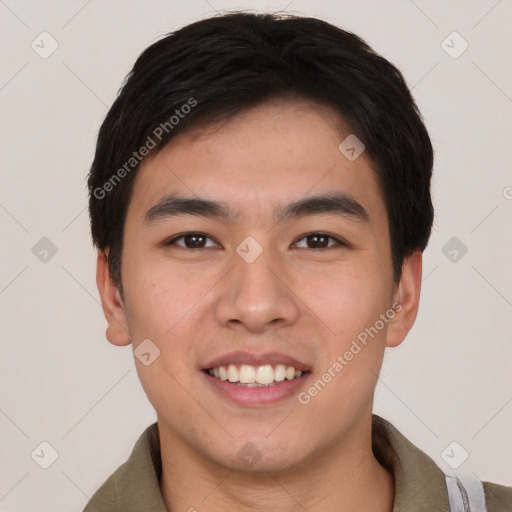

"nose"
[214,246,300,334]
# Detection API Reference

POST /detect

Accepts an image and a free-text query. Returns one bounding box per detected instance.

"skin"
[97,99,422,512]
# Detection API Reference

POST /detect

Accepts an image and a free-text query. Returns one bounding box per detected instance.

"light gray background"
[1,0,511,510]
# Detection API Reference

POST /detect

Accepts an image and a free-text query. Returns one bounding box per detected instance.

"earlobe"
[385,250,423,348]
[96,250,131,347]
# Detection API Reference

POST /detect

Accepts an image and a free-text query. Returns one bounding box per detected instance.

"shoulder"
[372,415,512,511]
[83,423,166,512]
[483,481,512,512]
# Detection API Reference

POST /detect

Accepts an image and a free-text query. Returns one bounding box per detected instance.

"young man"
[85,12,511,512]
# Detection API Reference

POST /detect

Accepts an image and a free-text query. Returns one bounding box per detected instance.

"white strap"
[445,472,488,512]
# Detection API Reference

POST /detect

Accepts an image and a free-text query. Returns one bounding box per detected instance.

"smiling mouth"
[204,364,309,387]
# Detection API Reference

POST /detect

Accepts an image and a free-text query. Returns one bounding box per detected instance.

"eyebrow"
[144,195,235,223]
[143,192,369,225]
[276,193,369,223]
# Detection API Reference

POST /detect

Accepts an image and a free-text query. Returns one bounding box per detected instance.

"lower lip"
[202,371,310,406]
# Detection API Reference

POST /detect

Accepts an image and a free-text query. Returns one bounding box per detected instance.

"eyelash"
[163,232,347,250]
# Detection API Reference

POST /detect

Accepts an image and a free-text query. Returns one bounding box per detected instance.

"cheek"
[298,261,392,343]
[296,269,391,421]
[123,260,211,411]
[122,256,215,341]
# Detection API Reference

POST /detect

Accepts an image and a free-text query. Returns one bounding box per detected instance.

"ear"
[96,250,131,346]
[385,249,423,348]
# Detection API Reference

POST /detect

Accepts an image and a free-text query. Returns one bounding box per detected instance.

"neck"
[158,412,394,512]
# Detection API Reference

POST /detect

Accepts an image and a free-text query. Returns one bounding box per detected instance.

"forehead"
[127,100,386,225]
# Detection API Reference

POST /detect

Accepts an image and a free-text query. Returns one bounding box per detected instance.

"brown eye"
[306,234,329,248]
[184,234,207,248]
[165,233,218,249]
[294,233,344,249]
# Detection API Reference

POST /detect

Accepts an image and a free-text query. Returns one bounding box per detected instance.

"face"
[99,100,421,473]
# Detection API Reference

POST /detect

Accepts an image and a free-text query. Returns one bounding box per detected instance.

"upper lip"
[202,350,311,372]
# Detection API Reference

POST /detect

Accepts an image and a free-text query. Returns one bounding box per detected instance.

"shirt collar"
[85,415,450,511]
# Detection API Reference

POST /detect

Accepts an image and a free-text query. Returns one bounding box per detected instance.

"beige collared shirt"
[83,415,512,511]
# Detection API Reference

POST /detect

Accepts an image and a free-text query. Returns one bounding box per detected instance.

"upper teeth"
[208,364,304,385]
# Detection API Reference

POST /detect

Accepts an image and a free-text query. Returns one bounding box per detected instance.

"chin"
[217,450,307,475]
[208,434,311,475]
